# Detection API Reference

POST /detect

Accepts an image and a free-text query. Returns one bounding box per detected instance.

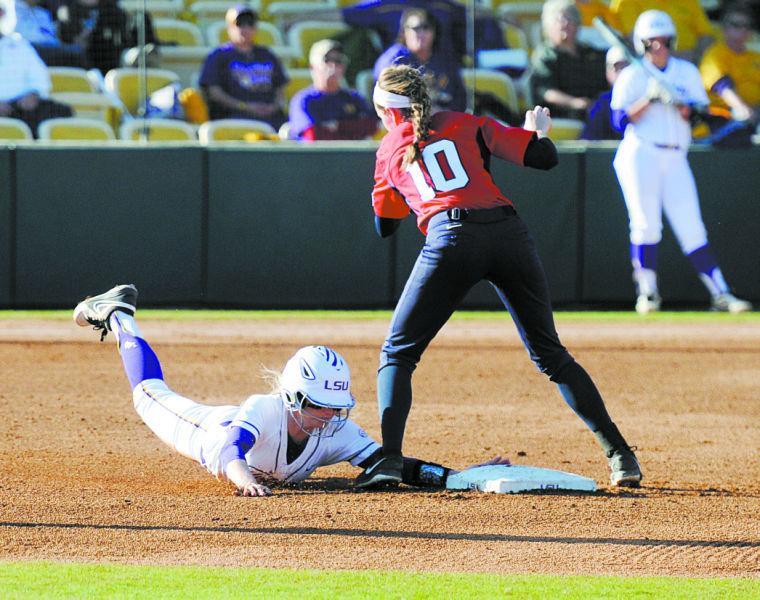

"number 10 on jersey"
[405,139,470,201]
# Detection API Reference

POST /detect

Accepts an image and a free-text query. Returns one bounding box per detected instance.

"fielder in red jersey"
[373,111,534,234]
[354,64,643,491]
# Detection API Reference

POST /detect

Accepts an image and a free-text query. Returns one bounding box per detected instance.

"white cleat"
[711,293,752,314]
[635,293,661,315]
[73,284,138,338]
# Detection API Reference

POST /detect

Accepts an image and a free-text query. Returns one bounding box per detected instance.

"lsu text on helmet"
[633,10,677,55]
[280,346,355,437]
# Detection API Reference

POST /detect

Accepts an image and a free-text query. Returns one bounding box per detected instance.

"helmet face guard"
[282,389,352,438]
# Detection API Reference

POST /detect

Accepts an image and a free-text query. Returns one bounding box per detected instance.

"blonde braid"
[376,65,432,168]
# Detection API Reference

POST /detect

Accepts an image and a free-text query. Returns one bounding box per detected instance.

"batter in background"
[354,64,643,490]
[73,284,505,496]
[610,10,752,314]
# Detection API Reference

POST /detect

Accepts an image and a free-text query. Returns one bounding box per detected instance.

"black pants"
[378,206,626,456]
[8,99,73,138]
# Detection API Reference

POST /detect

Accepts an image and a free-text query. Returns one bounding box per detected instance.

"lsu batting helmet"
[280,345,355,437]
[633,10,677,55]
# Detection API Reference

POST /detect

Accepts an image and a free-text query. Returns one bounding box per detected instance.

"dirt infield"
[1,316,758,577]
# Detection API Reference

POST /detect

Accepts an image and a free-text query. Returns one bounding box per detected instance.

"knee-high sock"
[551,360,629,452]
[109,311,163,389]
[687,244,729,297]
[631,243,658,296]
[377,364,413,458]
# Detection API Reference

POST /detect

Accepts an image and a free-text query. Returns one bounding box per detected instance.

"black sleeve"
[523,135,558,170]
[375,215,402,238]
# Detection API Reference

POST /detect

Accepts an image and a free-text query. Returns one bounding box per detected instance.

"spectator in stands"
[13,0,85,66]
[700,4,759,123]
[531,0,608,120]
[581,45,629,140]
[610,0,715,63]
[199,4,287,129]
[0,3,73,136]
[288,39,377,141]
[373,8,466,112]
[56,0,153,74]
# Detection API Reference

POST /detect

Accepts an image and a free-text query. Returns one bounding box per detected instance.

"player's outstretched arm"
[226,459,272,497]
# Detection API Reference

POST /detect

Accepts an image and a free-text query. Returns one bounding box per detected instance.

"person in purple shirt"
[288,39,377,141]
[199,4,288,128]
[373,8,466,112]
[342,0,505,62]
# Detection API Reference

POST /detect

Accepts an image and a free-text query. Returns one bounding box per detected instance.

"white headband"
[373,84,411,108]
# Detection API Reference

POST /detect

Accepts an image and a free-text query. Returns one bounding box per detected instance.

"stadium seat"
[119,0,183,18]
[286,20,349,67]
[503,22,530,52]
[460,68,520,115]
[198,118,277,142]
[120,118,198,141]
[191,2,237,30]
[266,1,337,27]
[548,118,585,141]
[153,18,205,46]
[204,19,284,47]
[156,46,212,88]
[37,117,116,141]
[48,92,122,130]
[0,117,34,140]
[104,68,180,115]
[48,67,98,93]
[283,68,313,107]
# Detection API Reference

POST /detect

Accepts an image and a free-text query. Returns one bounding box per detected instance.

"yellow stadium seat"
[119,0,183,18]
[0,117,34,140]
[548,118,585,141]
[503,22,530,52]
[156,46,212,88]
[48,67,98,93]
[205,19,284,46]
[198,118,277,142]
[37,117,116,141]
[286,20,349,67]
[120,118,198,141]
[153,18,205,46]
[283,68,313,107]
[104,68,180,115]
[191,2,237,30]
[48,92,122,130]
[460,68,520,115]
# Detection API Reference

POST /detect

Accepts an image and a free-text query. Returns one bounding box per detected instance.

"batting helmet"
[633,10,677,55]
[280,346,355,437]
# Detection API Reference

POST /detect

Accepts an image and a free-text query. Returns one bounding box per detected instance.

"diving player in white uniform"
[610,10,752,314]
[73,284,504,496]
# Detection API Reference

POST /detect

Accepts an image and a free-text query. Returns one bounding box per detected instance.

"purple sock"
[630,243,658,270]
[110,312,164,389]
[688,244,728,295]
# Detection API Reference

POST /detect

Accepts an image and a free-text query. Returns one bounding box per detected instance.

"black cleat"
[353,455,403,489]
[608,447,643,488]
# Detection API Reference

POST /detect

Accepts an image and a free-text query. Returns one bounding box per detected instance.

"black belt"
[654,143,682,150]
[446,205,516,222]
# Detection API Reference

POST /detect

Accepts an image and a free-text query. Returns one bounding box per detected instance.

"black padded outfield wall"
[204,144,391,308]
[583,145,760,305]
[13,146,205,307]
[1,143,759,309]
[0,148,12,306]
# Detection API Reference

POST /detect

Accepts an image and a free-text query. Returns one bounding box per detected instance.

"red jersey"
[372,111,534,234]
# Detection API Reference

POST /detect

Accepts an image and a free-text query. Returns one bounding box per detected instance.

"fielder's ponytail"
[375,65,432,168]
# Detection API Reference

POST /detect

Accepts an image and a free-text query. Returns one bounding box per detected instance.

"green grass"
[0,563,757,599]
[1,309,758,322]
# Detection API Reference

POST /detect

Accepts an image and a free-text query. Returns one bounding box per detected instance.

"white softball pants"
[132,379,235,468]
[613,137,708,254]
